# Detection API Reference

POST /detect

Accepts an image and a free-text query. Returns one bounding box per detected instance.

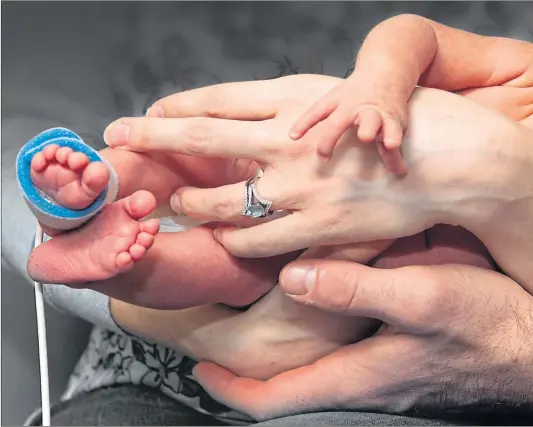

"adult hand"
[192,260,533,421]
[104,75,521,259]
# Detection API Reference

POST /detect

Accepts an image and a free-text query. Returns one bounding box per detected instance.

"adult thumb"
[279,259,447,330]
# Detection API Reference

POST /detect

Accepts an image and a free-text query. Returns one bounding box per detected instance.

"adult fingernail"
[104,121,130,146]
[146,105,164,118]
[170,193,181,213]
[281,265,316,296]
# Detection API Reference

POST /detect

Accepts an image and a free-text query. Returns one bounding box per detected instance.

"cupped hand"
[192,260,533,421]
[104,75,475,259]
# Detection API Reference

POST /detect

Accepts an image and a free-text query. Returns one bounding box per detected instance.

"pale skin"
[107,81,533,419]
[289,14,533,175]
[28,145,296,309]
[28,17,533,308]
[28,75,504,382]
[27,77,500,314]
[29,19,529,382]
[106,74,533,384]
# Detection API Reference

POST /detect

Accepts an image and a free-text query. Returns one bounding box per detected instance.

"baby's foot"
[30,144,110,210]
[27,190,160,285]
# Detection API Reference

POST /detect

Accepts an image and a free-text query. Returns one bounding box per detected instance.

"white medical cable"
[33,224,51,426]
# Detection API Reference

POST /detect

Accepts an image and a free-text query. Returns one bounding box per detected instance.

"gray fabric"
[256,412,454,426]
[43,285,121,333]
[47,385,227,426]
[39,384,453,426]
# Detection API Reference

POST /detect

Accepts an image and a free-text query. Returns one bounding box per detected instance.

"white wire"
[33,225,51,426]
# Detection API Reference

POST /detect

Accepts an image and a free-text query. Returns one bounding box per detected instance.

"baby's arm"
[291,14,533,172]
[355,14,532,93]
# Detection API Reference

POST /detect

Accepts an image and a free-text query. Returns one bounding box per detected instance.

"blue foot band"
[16,127,119,230]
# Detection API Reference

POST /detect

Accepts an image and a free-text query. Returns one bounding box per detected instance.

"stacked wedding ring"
[241,177,273,219]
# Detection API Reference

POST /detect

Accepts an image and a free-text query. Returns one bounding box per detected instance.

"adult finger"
[171,180,299,221]
[214,203,408,258]
[193,334,414,421]
[147,79,286,120]
[213,210,342,258]
[104,117,281,162]
[279,260,468,331]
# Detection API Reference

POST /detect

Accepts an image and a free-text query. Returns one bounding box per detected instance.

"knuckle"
[408,268,458,325]
[255,122,283,158]
[177,193,196,216]
[211,194,239,220]
[182,118,212,155]
[314,268,360,313]
[127,122,148,150]
[232,234,275,258]
[285,138,313,159]
[204,87,229,118]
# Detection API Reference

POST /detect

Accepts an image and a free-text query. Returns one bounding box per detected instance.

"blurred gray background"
[2,1,532,424]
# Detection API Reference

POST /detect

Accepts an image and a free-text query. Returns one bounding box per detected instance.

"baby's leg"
[30,222,299,310]
[221,225,495,380]
[96,148,255,209]
[30,146,294,309]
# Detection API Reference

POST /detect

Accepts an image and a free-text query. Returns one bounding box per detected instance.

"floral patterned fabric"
[63,327,253,425]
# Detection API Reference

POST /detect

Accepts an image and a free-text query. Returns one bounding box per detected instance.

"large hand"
[192,261,533,422]
[104,75,518,259]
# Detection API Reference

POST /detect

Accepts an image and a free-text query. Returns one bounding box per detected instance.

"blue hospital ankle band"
[17,127,119,230]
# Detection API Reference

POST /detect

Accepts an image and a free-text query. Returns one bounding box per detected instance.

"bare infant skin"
[181,85,533,381]
[28,16,533,381]
[291,14,533,173]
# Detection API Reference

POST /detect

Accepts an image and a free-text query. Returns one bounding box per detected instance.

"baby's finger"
[289,96,339,140]
[377,144,407,177]
[356,108,383,143]
[381,117,404,150]
[312,109,356,159]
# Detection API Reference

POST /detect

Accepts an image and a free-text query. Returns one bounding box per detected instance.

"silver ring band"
[241,177,273,219]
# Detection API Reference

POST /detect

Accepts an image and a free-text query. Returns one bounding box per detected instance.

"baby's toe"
[67,152,90,171]
[128,243,146,261]
[140,219,160,236]
[81,162,109,198]
[123,191,157,221]
[115,251,134,272]
[31,152,47,172]
[43,144,60,160]
[136,231,155,249]
[56,147,74,165]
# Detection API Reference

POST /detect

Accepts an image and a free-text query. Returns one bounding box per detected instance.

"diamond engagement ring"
[241,177,273,219]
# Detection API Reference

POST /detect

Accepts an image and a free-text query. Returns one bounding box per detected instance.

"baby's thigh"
[372,224,495,270]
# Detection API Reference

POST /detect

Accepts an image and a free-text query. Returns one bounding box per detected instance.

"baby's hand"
[289,79,408,176]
